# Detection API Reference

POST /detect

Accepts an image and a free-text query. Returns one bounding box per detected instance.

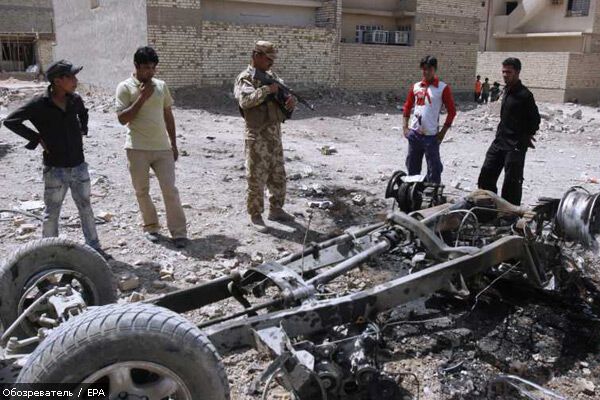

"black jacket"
[3,87,88,167]
[496,80,540,150]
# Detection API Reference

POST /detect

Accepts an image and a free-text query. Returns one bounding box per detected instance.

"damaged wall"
[52,0,147,90]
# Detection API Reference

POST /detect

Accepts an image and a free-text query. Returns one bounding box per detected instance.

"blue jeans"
[42,162,100,249]
[405,129,443,184]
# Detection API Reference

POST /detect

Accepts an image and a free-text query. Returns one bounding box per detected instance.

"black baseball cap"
[45,60,83,82]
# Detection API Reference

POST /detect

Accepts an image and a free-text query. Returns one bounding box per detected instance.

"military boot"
[267,208,295,222]
[250,214,268,233]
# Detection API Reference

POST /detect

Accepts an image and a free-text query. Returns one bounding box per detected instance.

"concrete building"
[52,0,481,95]
[478,0,600,103]
[0,0,54,77]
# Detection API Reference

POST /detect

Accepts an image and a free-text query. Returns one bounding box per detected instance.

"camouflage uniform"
[234,65,287,216]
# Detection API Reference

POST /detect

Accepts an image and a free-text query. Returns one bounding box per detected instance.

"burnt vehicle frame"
[0,177,598,399]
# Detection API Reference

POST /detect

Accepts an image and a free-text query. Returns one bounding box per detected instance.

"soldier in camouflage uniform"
[234,41,296,231]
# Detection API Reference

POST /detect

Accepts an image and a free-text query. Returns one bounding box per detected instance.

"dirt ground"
[1,78,600,399]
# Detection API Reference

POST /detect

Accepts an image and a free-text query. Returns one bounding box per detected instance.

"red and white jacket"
[403,77,456,136]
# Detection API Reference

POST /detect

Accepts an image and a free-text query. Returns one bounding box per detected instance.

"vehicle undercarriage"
[1,173,599,399]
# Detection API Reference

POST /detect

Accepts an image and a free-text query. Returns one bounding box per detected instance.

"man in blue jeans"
[3,60,107,258]
[402,55,456,184]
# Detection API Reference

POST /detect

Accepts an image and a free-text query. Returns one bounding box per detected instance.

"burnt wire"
[454,209,480,246]
[470,262,520,312]
[488,374,567,400]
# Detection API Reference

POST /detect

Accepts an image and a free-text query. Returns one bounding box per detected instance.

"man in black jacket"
[477,57,540,206]
[3,60,105,255]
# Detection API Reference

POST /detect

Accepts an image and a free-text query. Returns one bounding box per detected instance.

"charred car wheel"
[0,238,116,339]
[16,303,231,400]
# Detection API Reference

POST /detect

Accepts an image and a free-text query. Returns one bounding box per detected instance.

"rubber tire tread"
[0,238,116,338]
[16,302,230,399]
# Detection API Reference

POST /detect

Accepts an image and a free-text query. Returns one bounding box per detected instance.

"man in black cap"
[3,60,106,257]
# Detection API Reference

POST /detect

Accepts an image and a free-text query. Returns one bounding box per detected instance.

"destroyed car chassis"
[1,178,599,399]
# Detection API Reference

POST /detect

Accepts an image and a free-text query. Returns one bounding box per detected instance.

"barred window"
[567,0,590,16]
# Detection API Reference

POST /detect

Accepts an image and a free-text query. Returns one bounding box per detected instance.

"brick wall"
[147,0,340,89]
[415,0,482,18]
[35,38,53,70]
[0,0,53,33]
[565,53,600,103]
[476,52,571,103]
[146,0,200,8]
[200,22,339,87]
[316,0,338,29]
[339,0,481,93]
[146,0,202,87]
[316,0,341,86]
[592,4,600,53]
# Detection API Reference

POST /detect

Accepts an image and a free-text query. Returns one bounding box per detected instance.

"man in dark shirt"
[477,57,540,206]
[481,77,491,104]
[490,81,501,102]
[3,60,105,255]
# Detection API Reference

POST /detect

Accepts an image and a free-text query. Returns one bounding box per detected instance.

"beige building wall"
[52,0,478,94]
[146,0,202,88]
[476,51,600,104]
[519,1,596,33]
[200,22,339,87]
[340,0,481,93]
[52,0,147,89]
[481,0,599,52]
[0,0,53,34]
[493,36,586,52]
[476,51,570,102]
[36,39,53,70]
[147,0,340,88]
[478,1,600,103]
[565,52,600,103]
[201,0,316,26]
[592,1,600,52]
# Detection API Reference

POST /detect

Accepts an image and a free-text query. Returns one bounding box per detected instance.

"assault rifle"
[252,68,315,119]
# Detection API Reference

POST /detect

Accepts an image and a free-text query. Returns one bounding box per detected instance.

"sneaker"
[250,214,268,233]
[174,237,188,249]
[144,232,160,243]
[267,208,295,222]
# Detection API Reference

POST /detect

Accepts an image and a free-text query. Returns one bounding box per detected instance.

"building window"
[0,38,36,72]
[355,25,384,43]
[505,1,518,15]
[567,0,590,16]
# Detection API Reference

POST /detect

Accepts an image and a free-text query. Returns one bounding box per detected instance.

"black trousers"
[477,140,527,206]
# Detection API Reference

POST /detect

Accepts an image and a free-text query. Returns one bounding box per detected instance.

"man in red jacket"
[402,55,456,184]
